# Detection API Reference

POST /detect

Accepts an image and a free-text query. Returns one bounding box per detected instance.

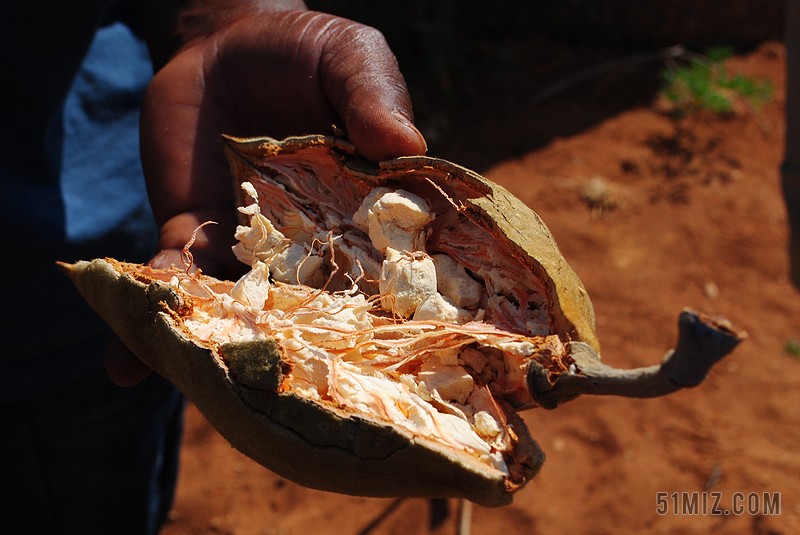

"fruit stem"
[526,309,746,409]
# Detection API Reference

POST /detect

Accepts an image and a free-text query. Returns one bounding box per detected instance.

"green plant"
[661,46,773,115]
[782,338,800,358]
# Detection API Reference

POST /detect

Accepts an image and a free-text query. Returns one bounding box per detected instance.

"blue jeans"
[0,369,184,534]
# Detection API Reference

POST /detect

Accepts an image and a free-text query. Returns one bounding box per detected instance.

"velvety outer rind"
[58,259,543,507]
[223,135,599,354]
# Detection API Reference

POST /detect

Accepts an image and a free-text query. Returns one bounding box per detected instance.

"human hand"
[141,7,426,275]
[107,5,427,386]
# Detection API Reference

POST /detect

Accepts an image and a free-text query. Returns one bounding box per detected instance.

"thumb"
[318,21,427,161]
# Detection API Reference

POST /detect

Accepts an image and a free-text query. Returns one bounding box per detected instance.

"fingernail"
[392,110,427,154]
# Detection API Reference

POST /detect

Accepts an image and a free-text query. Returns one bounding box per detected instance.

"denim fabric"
[0,4,183,533]
[0,370,185,535]
[1,13,157,371]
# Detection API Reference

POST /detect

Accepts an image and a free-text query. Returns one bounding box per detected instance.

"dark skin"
[106,0,427,386]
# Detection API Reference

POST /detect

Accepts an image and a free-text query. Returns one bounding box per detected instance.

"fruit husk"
[59,135,601,506]
[60,258,541,506]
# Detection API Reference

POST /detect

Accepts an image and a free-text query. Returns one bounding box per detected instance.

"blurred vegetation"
[783,337,800,358]
[306,2,780,111]
[306,1,785,81]
[660,46,774,115]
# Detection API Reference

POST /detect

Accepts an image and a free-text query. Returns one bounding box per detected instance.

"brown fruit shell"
[60,258,542,506]
[59,135,599,507]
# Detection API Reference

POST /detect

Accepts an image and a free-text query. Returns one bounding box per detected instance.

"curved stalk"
[526,309,746,410]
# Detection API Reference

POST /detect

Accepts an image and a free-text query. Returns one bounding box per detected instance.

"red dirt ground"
[161,41,800,535]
